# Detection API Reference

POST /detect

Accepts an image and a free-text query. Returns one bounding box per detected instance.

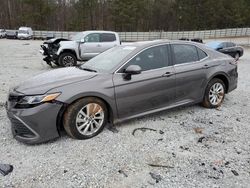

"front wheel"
[202,78,226,108]
[58,52,77,67]
[63,98,108,140]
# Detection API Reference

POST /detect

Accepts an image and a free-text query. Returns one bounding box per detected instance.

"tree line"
[0,0,250,32]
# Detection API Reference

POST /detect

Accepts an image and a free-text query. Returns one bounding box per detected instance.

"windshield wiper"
[78,66,97,72]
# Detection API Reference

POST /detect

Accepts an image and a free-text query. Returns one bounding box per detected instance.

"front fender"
[56,47,78,57]
[48,74,118,122]
[60,92,118,123]
[56,41,80,59]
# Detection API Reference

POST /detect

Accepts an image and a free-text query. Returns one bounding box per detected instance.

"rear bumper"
[228,67,238,93]
[6,102,63,144]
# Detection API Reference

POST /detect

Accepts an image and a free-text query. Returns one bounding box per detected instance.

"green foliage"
[1,0,250,31]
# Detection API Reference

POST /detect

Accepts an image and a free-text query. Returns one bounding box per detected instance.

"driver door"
[113,44,176,120]
[80,33,102,59]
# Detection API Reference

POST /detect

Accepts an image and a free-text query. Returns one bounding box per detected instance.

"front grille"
[10,117,35,138]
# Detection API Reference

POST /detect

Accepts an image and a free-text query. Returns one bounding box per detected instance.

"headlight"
[16,93,61,108]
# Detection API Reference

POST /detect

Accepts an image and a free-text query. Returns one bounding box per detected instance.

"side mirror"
[123,65,142,80]
[217,47,223,51]
[80,38,85,43]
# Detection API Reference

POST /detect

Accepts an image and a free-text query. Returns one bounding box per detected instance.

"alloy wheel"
[208,83,225,106]
[63,55,75,66]
[75,103,104,136]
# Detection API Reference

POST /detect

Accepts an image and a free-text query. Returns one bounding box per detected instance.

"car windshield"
[206,41,223,49]
[80,46,136,72]
[18,30,28,34]
[71,32,85,41]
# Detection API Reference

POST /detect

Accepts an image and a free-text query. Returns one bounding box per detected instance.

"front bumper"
[17,35,31,40]
[6,102,63,144]
[40,45,58,66]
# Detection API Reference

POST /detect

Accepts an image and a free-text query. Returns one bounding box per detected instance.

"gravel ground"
[0,39,250,188]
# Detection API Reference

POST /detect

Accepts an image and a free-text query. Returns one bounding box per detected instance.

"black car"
[179,38,203,43]
[206,41,243,60]
[6,31,17,39]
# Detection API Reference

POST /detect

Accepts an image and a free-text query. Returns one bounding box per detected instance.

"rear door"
[171,44,208,103]
[100,33,118,52]
[113,44,176,119]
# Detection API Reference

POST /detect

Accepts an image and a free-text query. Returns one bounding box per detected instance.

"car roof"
[121,39,206,51]
[19,27,32,30]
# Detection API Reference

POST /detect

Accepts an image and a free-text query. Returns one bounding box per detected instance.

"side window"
[84,33,100,43]
[197,47,207,60]
[172,44,199,65]
[222,42,227,49]
[227,42,235,48]
[101,33,116,42]
[122,45,169,72]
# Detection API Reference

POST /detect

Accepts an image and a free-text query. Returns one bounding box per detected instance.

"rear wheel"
[202,78,226,108]
[63,98,108,140]
[58,52,77,67]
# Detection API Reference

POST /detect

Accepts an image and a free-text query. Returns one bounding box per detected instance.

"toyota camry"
[6,40,238,144]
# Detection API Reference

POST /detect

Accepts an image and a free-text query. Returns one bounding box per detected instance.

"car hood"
[44,38,71,45]
[14,67,97,95]
[59,40,78,48]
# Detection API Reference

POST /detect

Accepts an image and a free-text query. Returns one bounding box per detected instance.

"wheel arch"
[57,95,115,132]
[206,73,230,93]
[59,49,77,58]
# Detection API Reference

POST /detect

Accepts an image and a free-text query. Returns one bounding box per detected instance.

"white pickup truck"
[40,30,121,67]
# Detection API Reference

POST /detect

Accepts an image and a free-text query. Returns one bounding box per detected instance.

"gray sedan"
[6,40,238,144]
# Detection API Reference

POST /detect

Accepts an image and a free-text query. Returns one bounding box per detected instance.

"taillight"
[229,59,238,65]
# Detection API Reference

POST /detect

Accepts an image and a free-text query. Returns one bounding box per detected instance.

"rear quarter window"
[197,47,208,60]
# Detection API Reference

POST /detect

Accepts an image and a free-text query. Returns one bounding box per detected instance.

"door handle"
[162,72,174,77]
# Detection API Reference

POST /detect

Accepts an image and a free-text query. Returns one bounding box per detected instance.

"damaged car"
[40,30,120,67]
[6,40,238,144]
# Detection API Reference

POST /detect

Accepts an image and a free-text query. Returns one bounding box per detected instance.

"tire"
[202,78,226,108]
[58,52,77,67]
[63,97,108,140]
[234,52,240,60]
